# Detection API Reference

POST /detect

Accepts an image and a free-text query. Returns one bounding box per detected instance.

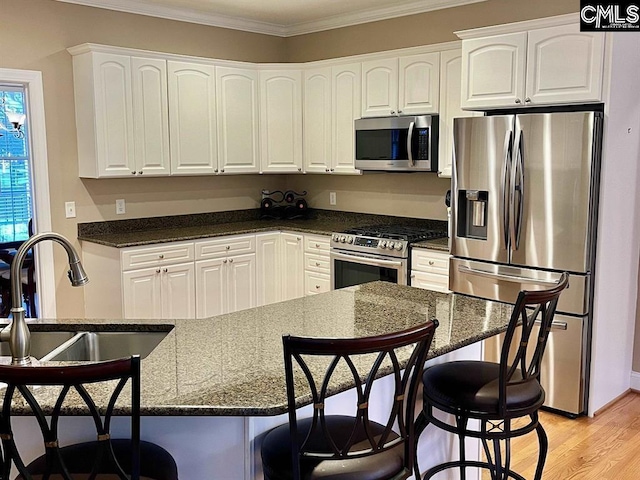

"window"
[0,86,31,244]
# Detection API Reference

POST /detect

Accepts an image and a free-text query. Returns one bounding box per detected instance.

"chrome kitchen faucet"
[0,232,89,365]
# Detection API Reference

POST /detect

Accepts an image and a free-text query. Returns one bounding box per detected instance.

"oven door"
[330,249,408,290]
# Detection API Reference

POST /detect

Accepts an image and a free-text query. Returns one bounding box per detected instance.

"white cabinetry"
[256,233,283,307]
[460,23,604,109]
[195,235,256,318]
[168,61,218,175]
[72,51,171,178]
[260,70,303,173]
[303,234,330,296]
[362,53,439,117]
[121,242,196,319]
[303,64,361,175]
[410,248,450,293]
[281,232,304,301]
[438,49,480,178]
[215,66,260,174]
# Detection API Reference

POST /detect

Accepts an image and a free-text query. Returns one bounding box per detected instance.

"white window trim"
[0,68,55,318]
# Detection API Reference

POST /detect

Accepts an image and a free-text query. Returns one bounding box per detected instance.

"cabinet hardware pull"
[229,259,233,263]
[297,237,301,241]
[138,171,143,174]
[315,285,320,289]
[163,268,168,273]
[226,246,230,250]
[159,254,164,259]
[398,110,403,114]
[215,169,218,173]
[391,110,395,115]
[156,269,161,273]
[131,171,136,175]
[326,168,330,172]
[428,261,435,266]
[223,259,227,263]
[298,168,302,172]
[525,97,531,103]
[515,98,522,104]
[315,243,320,248]
[315,262,321,267]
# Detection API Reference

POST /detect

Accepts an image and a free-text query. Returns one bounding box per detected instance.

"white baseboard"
[631,371,640,391]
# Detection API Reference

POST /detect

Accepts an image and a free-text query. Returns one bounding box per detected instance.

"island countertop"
[17,282,511,416]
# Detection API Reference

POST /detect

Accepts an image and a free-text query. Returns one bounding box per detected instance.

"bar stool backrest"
[0,356,141,480]
[282,320,438,480]
[499,272,569,416]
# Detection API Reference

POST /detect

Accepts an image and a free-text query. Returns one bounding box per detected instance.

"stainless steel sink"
[0,331,77,360]
[42,331,170,362]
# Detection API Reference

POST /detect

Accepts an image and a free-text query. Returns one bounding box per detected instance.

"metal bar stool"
[261,320,438,480]
[414,273,569,480]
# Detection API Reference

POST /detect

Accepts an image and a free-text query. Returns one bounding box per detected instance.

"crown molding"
[57,0,487,37]
[454,12,579,39]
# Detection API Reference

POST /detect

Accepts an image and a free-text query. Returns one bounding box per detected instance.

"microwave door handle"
[407,121,415,166]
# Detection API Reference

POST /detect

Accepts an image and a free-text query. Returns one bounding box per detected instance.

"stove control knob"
[380,240,387,249]
[347,236,354,244]
[332,234,340,242]
[394,242,403,251]
[340,235,346,243]
[387,241,395,249]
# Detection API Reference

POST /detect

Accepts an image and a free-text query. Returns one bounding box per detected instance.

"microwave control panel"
[417,129,430,160]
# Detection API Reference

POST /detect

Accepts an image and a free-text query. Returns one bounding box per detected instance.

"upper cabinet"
[303,63,361,175]
[215,66,260,174]
[167,61,218,175]
[362,53,439,117]
[260,70,303,173]
[460,23,604,109]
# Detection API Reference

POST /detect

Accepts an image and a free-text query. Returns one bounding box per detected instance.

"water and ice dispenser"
[457,190,488,240]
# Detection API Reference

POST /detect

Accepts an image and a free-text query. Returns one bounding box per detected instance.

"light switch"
[116,199,126,215]
[65,201,76,219]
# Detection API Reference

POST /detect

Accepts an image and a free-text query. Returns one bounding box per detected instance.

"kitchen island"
[9,282,512,479]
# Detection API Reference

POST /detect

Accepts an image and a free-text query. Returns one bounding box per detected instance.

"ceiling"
[57,0,487,37]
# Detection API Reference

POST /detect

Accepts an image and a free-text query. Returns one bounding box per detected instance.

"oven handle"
[331,250,405,268]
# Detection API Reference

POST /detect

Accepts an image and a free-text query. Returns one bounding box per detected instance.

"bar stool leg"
[456,415,468,480]
[414,411,430,479]
[534,417,548,480]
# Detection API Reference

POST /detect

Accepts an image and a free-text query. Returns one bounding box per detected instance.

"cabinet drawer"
[122,242,195,271]
[304,253,330,273]
[304,271,330,296]
[195,235,255,259]
[304,234,330,255]
[411,249,450,275]
[410,271,450,293]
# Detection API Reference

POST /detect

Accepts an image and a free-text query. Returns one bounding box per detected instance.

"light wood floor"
[481,392,640,480]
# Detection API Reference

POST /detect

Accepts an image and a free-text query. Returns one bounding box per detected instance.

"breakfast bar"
[8,282,512,479]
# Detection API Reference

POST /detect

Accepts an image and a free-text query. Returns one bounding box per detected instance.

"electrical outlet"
[64,201,76,219]
[116,199,126,215]
[329,192,337,205]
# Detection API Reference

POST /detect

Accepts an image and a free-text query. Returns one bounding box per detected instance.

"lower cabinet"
[410,248,451,293]
[281,233,304,301]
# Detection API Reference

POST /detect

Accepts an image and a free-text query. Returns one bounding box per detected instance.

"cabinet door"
[196,258,226,318]
[260,70,303,173]
[332,63,361,175]
[362,58,398,117]
[162,262,196,319]
[526,25,604,105]
[123,267,163,319]
[303,68,332,173]
[255,233,282,307]
[168,61,218,175]
[131,57,170,176]
[398,52,440,115]
[461,32,527,109]
[216,66,260,174]
[304,271,330,296]
[92,52,135,177]
[281,233,304,301]
[438,49,480,178]
[227,253,256,314]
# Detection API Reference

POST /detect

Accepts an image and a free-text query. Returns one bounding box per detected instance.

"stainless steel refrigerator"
[450,111,603,416]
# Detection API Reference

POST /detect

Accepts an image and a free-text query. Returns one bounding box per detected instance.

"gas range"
[330,225,446,259]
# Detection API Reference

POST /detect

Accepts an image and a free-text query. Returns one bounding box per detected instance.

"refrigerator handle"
[407,121,415,166]
[513,130,525,250]
[457,264,561,286]
[502,131,513,251]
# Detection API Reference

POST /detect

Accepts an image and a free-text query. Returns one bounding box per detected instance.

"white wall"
[589,32,640,415]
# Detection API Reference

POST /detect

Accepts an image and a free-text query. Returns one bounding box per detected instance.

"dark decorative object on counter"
[260,190,309,220]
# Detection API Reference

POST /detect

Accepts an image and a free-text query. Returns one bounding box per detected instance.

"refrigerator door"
[452,115,514,264]
[510,112,598,272]
[451,257,589,316]
[483,313,586,416]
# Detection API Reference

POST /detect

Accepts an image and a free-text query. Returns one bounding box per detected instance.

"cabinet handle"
[330,169,334,172]
[159,254,164,259]
[525,97,531,103]
[515,98,522,104]
[131,171,136,175]
[229,258,234,263]
[226,246,230,250]
[215,169,219,173]
[223,259,228,263]
[163,268,168,273]
[221,169,225,173]
[315,262,321,267]
[315,285,321,289]
[428,261,435,266]
[398,110,403,114]
[156,268,161,274]
[326,168,330,172]
[390,110,396,115]
[298,168,302,172]
[138,171,143,175]
[410,274,416,279]
[315,243,320,248]
[297,237,301,241]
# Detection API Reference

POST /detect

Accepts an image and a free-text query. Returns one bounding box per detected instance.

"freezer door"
[511,112,598,272]
[452,115,513,264]
[483,313,586,415]
[451,258,589,315]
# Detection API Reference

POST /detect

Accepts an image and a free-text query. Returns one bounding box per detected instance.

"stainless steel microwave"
[355,115,439,172]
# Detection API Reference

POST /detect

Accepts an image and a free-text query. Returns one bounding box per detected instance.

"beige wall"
[2,0,579,318]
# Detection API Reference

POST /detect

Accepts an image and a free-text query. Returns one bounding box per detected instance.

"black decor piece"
[260,190,309,220]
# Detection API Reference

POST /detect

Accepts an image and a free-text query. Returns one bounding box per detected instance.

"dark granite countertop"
[78,209,449,251]
[412,237,450,252]
[11,282,509,417]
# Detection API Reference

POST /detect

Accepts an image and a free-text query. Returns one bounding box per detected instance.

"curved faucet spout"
[4,232,89,365]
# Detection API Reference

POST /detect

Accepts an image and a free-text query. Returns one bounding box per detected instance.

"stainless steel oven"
[330,225,445,290]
